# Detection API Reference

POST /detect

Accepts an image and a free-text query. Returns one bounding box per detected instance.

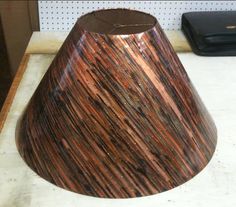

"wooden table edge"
[0,54,30,132]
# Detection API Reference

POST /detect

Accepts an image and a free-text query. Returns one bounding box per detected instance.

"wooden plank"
[0,16,12,108]
[0,1,33,76]
[0,54,30,132]
[28,1,40,31]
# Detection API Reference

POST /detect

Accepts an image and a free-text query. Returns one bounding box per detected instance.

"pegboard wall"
[39,1,236,31]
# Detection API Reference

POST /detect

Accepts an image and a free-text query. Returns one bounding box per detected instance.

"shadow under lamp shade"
[16,9,217,198]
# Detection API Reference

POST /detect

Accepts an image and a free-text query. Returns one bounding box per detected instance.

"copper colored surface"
[16,9,217,198]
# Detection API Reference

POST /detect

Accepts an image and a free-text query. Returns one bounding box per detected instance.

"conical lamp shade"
[16,9,217,198]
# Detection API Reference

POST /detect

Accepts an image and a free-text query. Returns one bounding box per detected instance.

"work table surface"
[0,31,235,207]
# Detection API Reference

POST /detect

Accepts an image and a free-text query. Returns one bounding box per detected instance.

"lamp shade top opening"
[78,9,157,35]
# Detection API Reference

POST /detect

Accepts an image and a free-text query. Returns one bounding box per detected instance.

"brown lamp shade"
[16,9,217,198]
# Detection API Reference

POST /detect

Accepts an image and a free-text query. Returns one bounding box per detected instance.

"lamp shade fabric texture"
[16,9,217,198]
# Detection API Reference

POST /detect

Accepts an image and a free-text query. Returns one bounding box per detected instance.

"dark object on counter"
[16,9,217,198]
[182,11,236,56]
